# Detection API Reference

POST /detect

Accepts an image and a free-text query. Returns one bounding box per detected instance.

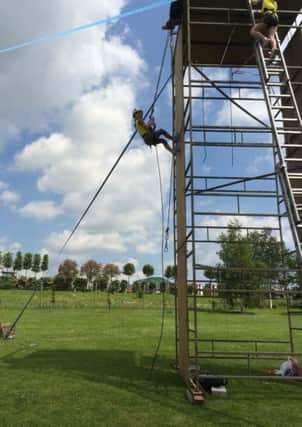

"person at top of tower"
[133,109,174,154]
[162,0,183,30]
[250,0,279,54]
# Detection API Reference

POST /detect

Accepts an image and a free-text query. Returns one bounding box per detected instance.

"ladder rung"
[288,173,302,177]
[277,130,301,134]
[275,119,298,122]
[285,158,302,162]
[269,94,290,98]
[291,328,302,331]
[267,72,282,77]
[264,57,281,62]
[267,82,286,86]
[272,106,295,110]
[267,67,283,72]
[282,145,302,149]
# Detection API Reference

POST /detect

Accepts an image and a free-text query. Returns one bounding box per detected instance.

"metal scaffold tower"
[172,0,302,389]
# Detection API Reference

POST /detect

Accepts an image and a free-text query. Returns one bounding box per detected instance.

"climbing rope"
[164,156,174,252]
[60,27,173,255]
[60,74,172,254]
[3,284,38,340]
[149,31,175,378]
[201,87,208,163]
[150,32,170,119]
[149,146,166,379]
[229,68,235,167]
[3,3,176,343]
[5,48,174,340]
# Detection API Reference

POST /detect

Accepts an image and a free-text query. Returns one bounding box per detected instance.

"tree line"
[54,259,176,293]
[0,251,49,276]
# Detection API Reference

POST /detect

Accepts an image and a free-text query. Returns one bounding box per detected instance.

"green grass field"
[0,290,302,427]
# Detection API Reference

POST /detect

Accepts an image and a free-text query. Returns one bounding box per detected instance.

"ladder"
[249,1,302,263]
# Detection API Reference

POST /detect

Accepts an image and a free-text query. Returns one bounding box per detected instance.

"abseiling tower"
[173,0,302,384]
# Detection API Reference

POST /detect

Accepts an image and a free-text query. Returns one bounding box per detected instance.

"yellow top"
[261,0,278,15]
[135,119,148,137]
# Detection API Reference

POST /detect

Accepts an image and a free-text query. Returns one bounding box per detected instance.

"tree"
[0,251,3,271]
[94,274,109,292]
[54,274,69,291]
[213,220,284,309]
[123,262,135,287]
[120,279,128,293]
[110,280,120,294]
[23,252,33,277]
[149,282,156,293]
[3,252,13,272]
[204,268,217,297]
[160,281,166,293]
[103,263,121,290]
[142,264,154,278]
[282,250,300,290]
[32,254,41,276]
[74,277,88,292]
[41,254,49,276]
[58,259,78,290]
[165,265,176,281]
[81,260,102,290]
[13,251,23,275]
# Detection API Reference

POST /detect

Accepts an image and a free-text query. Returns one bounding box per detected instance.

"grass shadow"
[2,349,302,426]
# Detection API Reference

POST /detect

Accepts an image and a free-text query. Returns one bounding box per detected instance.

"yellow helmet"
[132,109,143,118]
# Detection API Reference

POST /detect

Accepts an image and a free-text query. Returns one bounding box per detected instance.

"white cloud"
[15,134,72,172]
[247,149,274,174]
[7,1,174,269]
[15,77,172,259]
[9,242,22,253]
[215,89,269,127]
[136,241,159,255]
[0,190,20,205]
[0,0,135,150]
[0,181,8,190]
[46,229,127,254]
[19,201,63,220]
[0,237,22,254]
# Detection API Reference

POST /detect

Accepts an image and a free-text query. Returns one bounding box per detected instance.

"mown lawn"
[0,291,302,427]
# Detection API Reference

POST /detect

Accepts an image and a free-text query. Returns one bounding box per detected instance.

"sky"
[0,0,175,279]
[0,1,298,280]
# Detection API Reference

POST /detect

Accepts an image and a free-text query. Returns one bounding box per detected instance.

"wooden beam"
[174,26,189,384]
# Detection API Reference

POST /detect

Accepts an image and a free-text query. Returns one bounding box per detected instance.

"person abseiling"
[133,109,174,154]
[250,0,279,54]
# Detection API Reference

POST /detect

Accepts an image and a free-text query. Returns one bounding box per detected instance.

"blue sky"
[0,0,175,278]
[0,1,297,279]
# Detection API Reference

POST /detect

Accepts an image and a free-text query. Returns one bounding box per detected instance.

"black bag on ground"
[198,377,228,393]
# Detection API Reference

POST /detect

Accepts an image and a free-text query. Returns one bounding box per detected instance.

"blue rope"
[0,0,172,55]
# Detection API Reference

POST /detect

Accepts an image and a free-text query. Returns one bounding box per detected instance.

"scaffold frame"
[173,0,302,388]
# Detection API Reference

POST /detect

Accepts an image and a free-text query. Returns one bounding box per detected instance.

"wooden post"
[174,27,189,384]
